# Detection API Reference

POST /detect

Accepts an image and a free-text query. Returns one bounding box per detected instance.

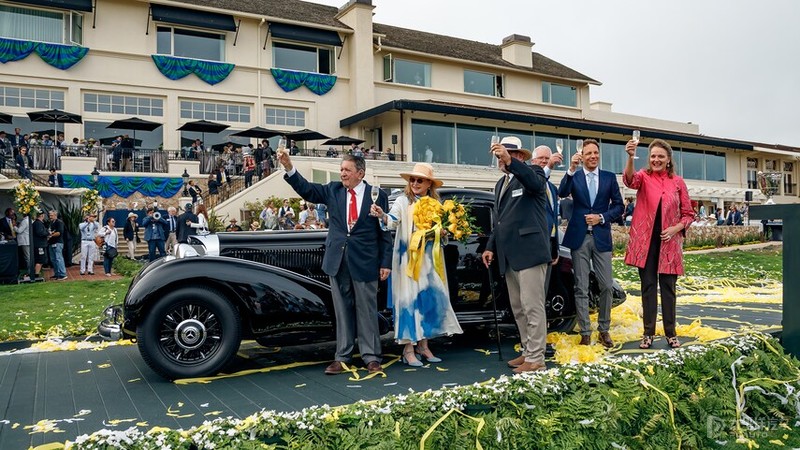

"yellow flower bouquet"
[13,180,42,216]
[81,189,103,215]
[407,196,479,281]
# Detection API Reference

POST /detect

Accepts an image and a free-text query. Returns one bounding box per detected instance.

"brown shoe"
[507,354,526,368]
[366,361,383,374]
[512,361,546,374]
[599,332,614,348]
[579,334,591,345]
[324,361,345,375]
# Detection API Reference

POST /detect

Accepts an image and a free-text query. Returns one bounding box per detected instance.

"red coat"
[623,169,695,275]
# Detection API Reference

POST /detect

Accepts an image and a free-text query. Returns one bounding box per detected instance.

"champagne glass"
[276,137,287,158]
[631,130,641,159]
[576,139,584,166]
[371,184,380,204]
[555,139,565,167]
[489,135,500,167]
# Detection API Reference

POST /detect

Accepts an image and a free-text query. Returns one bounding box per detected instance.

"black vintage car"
[99,188,626,379]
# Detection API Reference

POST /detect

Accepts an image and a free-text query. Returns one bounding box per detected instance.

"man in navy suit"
[558,138,623,348]
[279,152,392,375]
[482,136,551,373]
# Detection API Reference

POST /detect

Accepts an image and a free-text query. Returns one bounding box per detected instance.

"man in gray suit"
[279,152,392,375]
[482,136,551,373]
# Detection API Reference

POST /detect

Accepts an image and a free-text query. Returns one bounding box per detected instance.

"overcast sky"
[313,0,800,147]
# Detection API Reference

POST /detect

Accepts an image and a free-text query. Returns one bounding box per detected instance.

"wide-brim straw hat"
[399,163,443,188]
[499,136,532,161]
[127,212,138,219]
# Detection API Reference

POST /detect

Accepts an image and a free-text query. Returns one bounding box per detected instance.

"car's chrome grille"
[220,248,329,283]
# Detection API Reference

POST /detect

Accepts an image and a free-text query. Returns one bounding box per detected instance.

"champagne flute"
[631,130,640,160]
[276,137,287,157]
[371,184,380,204]
[555,139,565,167]
[489,135,500,167]
[576,139,584,166]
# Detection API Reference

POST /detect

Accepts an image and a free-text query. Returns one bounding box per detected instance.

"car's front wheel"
[137,287,241,380]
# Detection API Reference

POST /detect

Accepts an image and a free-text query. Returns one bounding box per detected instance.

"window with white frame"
[156,26,224,62]
[0,4,83,45]
[85,93,164,116]
[464,69,503,97]
[265,107,305,127]
[0,85,64,109]
[783,161,795,195]
[383,55,431,87]
[272,41,334,74]
[746,158,759,189]
[542,81,577,107]
[181,101,250,122]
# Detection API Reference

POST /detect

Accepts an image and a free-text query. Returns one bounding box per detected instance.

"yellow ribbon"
[406,224,446,282]
[419,408,485,450]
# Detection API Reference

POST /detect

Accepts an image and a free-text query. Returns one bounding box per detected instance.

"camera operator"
[142,207,168,262]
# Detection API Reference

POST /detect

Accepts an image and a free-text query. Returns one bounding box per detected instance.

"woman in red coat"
[623,138,695,349]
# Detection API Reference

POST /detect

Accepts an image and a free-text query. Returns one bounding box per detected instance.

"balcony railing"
[7,146,405,175]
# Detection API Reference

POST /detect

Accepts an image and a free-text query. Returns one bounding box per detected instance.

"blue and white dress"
[386,195,463,344]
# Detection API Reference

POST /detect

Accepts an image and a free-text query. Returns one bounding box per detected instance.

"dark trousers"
[244,170,254,188]
[148,239,166,261]
[638,205,678,337]
[328,246,381,364]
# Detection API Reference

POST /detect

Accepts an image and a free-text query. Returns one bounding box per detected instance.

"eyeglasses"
[408,177,427,184]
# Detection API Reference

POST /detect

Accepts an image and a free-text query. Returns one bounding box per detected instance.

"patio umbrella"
[27,109,82,136]
[99,136,143,146]
[178,119,230,143]
[211,141,238,152]
[33,129,57,137]
[322,135,365,146]
[285,128,329,142]
[230,126,283,140]
[106,117,162,142]
[0,112,12,124]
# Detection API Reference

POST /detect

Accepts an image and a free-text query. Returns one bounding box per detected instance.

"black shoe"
[49,275,58,279]
[545,344,555,358]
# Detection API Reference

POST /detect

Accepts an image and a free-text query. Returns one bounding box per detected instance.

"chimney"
[501,34,533,68]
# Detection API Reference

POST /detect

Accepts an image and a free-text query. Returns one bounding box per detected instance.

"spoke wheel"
[138,287,241,380]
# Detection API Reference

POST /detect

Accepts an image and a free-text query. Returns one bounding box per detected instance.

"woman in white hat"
[123,212,139,260]
[371,163,463,366]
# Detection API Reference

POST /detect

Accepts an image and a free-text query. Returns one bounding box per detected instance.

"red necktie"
[348,189,358,228]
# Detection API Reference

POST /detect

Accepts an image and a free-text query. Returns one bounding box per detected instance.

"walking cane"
[486,260,503,361]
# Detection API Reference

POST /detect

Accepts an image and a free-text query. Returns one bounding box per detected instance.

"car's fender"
[122,256,335,340]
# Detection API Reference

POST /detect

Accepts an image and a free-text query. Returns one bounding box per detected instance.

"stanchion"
[486,261,503,361]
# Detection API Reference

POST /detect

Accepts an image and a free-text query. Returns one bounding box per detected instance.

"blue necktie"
[588,172,597,206]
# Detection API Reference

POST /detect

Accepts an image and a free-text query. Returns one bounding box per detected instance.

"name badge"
[511,188,523,197]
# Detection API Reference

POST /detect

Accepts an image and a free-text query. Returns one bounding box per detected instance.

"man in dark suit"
[481,136,551,373]
[48,168,65,187]
[278,152,392,375]
[558,138,624,348]
[176,203,198,244]
[0,208,15,240]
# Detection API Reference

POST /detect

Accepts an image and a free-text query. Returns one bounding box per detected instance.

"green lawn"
[0,278,131,342]
[612,247,783,286]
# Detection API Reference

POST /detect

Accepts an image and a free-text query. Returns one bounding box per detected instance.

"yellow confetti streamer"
[97,363,111,369]
[473,348,491,356]
[204,411,223,417]
[435,367,449,372]
[295,383,307,388]
[77,369,91,374]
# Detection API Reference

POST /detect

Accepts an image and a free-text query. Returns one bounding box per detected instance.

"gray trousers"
[571,234,613,335]
[505,262,548,364]
[329,249,382,364]
[165,231,177,255]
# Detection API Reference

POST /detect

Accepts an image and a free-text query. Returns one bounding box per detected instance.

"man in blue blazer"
[48,168,65,187]
[558,139,623,348]
[482,137,551,373]
[279,152,392,375]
